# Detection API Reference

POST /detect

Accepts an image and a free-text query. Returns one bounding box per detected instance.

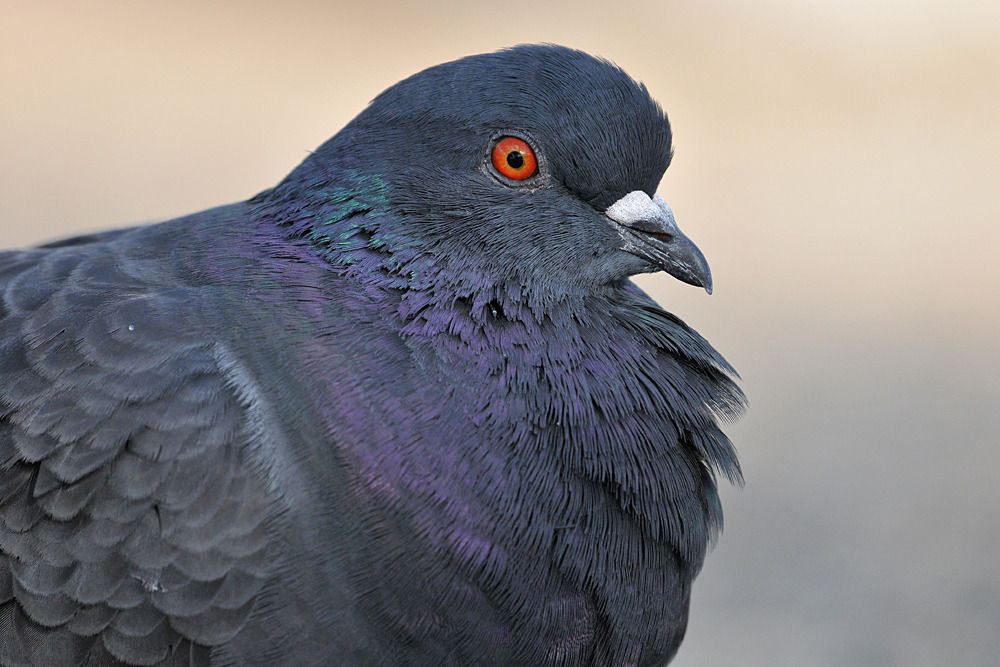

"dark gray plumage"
[0,45,743,666]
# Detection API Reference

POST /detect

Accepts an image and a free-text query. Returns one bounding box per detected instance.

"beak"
[604,190,713,294]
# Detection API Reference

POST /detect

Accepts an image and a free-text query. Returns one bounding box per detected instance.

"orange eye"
[491,136,537,181]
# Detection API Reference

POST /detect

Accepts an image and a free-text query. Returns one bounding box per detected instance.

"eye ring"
[491,136,538,181]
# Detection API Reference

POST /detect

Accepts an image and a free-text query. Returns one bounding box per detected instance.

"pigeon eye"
[491,137,537,181]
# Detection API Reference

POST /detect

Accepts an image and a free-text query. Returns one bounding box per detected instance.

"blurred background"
[2,1,998,664]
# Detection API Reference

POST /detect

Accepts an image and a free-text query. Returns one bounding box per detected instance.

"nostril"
[627,217,675,236]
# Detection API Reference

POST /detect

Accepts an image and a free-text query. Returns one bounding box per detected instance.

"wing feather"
[0,240,278,667]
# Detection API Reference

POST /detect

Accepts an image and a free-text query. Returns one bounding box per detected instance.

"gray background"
[3,1,998,664]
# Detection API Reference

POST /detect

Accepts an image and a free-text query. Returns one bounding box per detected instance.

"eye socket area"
[491,136,538,182]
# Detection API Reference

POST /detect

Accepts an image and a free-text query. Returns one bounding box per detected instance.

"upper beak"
[604,190,713,294]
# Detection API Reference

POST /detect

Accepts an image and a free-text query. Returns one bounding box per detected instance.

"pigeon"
[0,44,743,666]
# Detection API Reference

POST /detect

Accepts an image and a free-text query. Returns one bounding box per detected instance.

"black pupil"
[506,150,524,170]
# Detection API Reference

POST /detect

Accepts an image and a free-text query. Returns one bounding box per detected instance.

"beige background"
[2,1,998,664]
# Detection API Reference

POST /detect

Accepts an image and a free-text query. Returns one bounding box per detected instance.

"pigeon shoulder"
[0,210,340,667]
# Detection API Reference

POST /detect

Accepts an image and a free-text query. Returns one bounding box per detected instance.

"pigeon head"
[267,44,712,305]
